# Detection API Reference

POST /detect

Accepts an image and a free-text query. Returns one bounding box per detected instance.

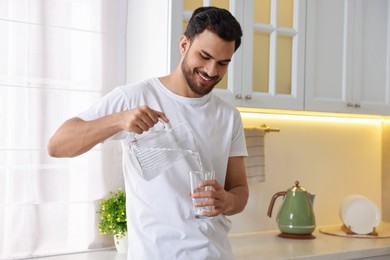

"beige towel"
[244,128,265,182]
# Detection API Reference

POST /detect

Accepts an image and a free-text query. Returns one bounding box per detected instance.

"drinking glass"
[189,170,215,219]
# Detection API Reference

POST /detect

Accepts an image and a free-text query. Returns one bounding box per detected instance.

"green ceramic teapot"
[267,181,316,236]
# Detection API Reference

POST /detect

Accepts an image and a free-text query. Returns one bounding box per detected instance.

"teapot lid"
[290,181,307,192]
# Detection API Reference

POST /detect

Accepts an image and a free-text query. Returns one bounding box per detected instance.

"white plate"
[339,195,381,235]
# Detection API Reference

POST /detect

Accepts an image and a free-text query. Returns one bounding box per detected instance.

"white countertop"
[33,224,390,260]
[230,225,390,260]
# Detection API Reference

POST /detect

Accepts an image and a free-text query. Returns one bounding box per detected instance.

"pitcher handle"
[154,117,167,131]
[267,191,286,217]
[128,117,167,142]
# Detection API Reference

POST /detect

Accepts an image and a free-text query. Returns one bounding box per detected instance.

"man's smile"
[197,70,217,83]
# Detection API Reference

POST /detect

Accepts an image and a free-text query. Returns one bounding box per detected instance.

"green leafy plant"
[97,188,127,240]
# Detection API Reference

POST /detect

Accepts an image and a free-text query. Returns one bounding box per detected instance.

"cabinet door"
[305,0,354,113]
[241,0,306,110]
[352,0,390,115]
[176,0,306,110]
[305,0,390,115]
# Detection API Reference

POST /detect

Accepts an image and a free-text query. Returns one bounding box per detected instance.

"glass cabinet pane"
[211,0,230,10]
[277,0,294,28]
[252,0,295,96]
[276,35,292,94]
[184,0,203,10]
[253,31,270,93]
[254,0,271,24]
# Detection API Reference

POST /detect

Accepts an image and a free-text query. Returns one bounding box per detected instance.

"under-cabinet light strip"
[239,109,389,125]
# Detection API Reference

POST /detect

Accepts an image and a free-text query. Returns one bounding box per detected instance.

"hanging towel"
[244,127,265,182]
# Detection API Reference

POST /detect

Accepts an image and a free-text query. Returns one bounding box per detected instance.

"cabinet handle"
[235,94,242,99]
[346,103,361,108]
[245,95,252,100]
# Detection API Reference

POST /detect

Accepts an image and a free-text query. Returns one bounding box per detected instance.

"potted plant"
[97,188,127,253]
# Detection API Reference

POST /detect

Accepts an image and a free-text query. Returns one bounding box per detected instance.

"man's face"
[180,30,236,97]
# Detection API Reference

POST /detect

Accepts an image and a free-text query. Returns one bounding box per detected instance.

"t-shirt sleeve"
[229,109,248,157]
[78,87,130,141]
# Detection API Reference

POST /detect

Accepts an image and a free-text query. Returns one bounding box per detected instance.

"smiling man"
[48,6,248,260]
[175,29,234,97]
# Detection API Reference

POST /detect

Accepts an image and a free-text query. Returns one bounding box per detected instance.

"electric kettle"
[267,181,316,238]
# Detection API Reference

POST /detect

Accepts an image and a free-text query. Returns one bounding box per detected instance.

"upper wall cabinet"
[171,0,307,110]
[305,0,390,115]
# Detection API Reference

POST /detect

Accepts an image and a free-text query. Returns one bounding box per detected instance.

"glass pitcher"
[127,121,201,181]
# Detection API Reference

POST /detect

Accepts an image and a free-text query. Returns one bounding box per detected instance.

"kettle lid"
[290,181,307,192]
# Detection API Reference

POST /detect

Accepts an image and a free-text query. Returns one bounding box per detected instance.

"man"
[48,6,248,259]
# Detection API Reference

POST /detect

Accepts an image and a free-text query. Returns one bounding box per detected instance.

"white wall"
[229,113,382,234]
[126,1,171,82]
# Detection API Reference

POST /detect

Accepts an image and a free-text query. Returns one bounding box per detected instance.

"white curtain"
[0,0,127,258]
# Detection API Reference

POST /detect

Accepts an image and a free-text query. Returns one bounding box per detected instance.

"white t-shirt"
[79,78,248,260]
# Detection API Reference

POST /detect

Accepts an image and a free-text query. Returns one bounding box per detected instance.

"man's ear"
[179,35,190,55]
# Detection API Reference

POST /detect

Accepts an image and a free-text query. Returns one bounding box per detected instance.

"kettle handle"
[267,191,287,217]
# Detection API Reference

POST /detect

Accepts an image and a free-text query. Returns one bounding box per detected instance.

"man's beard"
[181,55,222,96]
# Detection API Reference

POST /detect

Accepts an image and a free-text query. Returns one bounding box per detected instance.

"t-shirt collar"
[153,77,211,105]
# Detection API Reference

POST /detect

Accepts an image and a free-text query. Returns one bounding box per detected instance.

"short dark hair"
[184,6,242,51]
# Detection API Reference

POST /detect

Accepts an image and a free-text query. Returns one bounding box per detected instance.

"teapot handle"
[267,191,287,217]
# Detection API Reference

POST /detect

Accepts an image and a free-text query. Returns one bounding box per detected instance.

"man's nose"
[204,61,218,77]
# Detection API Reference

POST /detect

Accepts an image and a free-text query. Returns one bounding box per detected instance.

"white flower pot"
[114,233,128,254]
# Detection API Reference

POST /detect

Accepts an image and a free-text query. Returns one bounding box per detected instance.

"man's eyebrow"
[201,50,231,63]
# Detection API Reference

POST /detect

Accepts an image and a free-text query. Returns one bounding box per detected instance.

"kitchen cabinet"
[305,0,390,115]
[128,0,390,116]
[173,0,307,110]
[240,0,306,110]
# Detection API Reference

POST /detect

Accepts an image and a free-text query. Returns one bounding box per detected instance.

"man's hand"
[119,106,169,134]
[191,179,231,217]
[190,157,249,217]
[48,105,169,158]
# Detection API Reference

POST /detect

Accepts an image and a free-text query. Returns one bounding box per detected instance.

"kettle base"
[278,232,316,239]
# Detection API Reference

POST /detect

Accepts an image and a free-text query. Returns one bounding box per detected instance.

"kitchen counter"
[32,225,390,260]
[230,224,390,260]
